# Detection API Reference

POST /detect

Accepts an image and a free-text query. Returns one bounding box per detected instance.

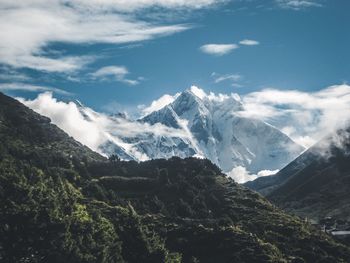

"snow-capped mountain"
[94,86,303,181]
[140,86,304,179]
[21,87,304,183]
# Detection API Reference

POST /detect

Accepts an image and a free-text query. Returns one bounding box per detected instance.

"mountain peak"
[187,85,207,100]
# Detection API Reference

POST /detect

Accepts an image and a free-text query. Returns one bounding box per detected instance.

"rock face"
[1,91,350,262]
[246,127,350,221]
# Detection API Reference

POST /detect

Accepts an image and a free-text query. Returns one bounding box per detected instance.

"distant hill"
[245,126,350,221]
[265,128,350,221]
[1,91,349,262]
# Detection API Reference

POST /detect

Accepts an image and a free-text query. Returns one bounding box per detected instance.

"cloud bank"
[239,84,350,148]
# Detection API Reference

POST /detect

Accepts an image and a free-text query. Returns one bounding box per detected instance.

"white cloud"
[200,38,258,57]
[18,92,105,150]
[238,84,350,148]
[276,0,322,10]
[257,169,280,177]
[200,44,239,56]
[0,82,72,95]
[90,66,139,85]
[141,93,180,116]
[239,39,259,46]
[0,0,223,72]
[226,166,278,183]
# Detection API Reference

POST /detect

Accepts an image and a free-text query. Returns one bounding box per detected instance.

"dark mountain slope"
[243,148,319,196]
[266,128,350,221]
[1,92,350,262]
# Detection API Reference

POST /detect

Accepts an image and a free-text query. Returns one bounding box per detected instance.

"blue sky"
[0,0,349,113]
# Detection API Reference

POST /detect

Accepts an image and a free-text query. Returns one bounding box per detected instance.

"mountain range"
[1,91,350,262]
[24,86,303,183]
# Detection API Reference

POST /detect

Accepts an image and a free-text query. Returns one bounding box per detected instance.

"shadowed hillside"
[266,128,350,221]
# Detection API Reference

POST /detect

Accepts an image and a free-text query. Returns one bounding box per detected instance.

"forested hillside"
[1,91,349,262]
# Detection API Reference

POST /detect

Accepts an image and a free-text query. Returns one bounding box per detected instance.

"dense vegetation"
[1,92,350,262]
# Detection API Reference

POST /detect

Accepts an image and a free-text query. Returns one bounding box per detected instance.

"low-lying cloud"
[227,166,279,184]
[18,92,190,158]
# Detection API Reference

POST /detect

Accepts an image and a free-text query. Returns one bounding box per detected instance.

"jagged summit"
[139,86,304,182]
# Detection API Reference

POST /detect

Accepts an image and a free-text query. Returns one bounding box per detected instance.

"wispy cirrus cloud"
[211,72,242,84]
[0,0,224,73]
[90,66,140,85]
[0,68,32,82]
[0,82,72,95]
[276,0,323,10]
